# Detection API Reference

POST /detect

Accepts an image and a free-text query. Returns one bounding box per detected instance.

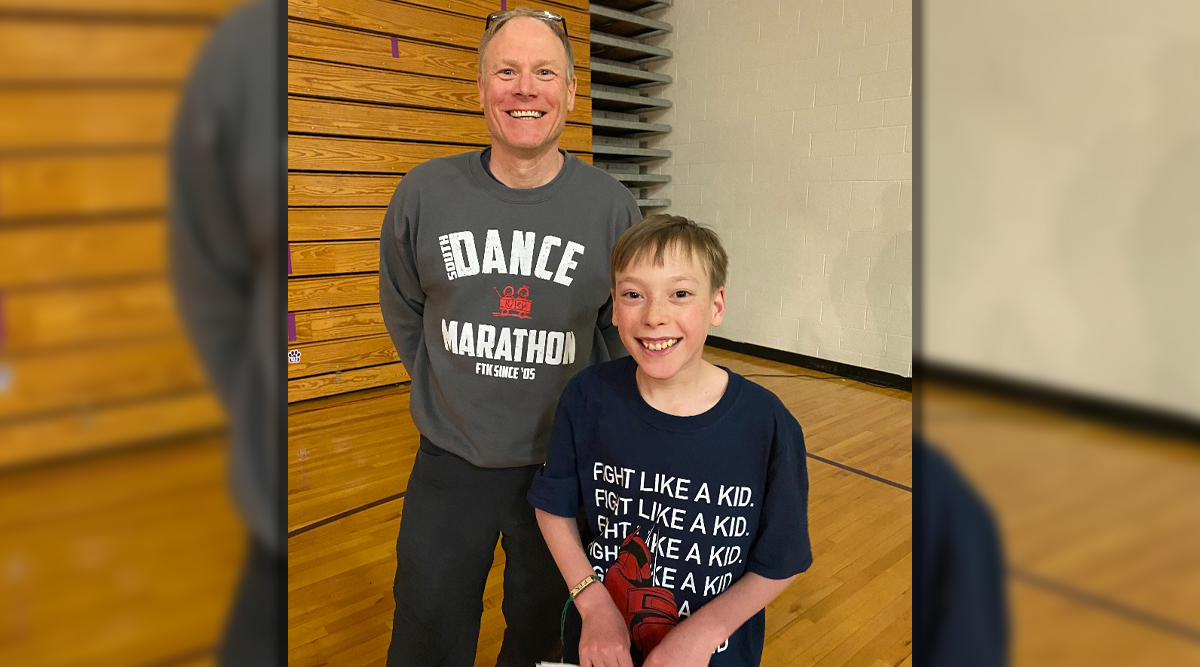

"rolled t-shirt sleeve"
[527,380,584,517]
[746,411,813,579]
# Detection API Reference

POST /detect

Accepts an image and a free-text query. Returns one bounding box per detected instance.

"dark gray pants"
[387,437,566,667]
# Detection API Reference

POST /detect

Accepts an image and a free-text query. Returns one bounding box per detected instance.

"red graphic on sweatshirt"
[493,285,532,319]
[603,528,679,657]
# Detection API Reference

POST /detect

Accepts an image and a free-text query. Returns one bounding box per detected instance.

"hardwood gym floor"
[288,347,914,666]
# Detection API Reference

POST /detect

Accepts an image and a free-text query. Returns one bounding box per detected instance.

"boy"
[528,214,812,667]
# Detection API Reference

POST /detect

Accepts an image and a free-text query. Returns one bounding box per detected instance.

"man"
[378,8,642,666]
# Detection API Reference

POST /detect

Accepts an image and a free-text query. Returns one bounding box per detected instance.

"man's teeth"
[508,110,544,118]
[642,339,679,351]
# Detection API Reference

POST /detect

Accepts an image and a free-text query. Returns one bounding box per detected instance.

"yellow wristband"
[569,574,600,600]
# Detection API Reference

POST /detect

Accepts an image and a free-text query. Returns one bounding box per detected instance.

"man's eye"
[537,69,554,76]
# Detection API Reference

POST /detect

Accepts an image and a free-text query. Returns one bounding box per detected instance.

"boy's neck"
[635,359,729,417]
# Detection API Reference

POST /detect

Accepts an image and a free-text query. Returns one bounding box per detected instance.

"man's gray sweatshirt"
[379,150,641,468]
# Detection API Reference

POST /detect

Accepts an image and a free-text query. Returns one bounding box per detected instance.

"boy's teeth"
[642,338,678,351]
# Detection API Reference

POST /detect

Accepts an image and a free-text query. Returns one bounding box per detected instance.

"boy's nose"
[644,297,670,325]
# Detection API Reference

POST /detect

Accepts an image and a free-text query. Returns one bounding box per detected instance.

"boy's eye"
[622,290,642,299]
[674,290,691,298]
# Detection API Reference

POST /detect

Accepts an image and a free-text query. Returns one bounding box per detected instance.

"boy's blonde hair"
[610,213,728,292]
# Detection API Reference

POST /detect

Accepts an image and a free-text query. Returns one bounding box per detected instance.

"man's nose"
[515,71,537,96]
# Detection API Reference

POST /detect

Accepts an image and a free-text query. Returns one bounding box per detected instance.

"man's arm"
[535,510,634,667]
[168,22,249,410]
[643,572,798,667]
[378,195,425,369]
[595,294,626,360]
[596,194,641,360]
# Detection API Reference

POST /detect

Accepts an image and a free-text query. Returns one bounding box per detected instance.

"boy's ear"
[710,285,725,327]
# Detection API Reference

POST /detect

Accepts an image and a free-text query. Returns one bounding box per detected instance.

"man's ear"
[566,75,578,112]
[710,286,726,327]
[477,75,486,111]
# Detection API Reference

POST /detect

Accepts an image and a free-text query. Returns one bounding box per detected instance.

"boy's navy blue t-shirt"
[528,356,813,666]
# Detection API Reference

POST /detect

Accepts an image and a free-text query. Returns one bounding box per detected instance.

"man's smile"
[507,109,546,119]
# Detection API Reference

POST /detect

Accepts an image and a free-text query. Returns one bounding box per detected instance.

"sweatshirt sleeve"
[596,193,641,359]
[167,9,250,412]
[378,181,426,371]
[595,294,626,360]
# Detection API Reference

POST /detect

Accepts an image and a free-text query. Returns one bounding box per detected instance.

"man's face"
[478,17,577,159]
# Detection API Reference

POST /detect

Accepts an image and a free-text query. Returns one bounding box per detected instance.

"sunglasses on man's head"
[484,9,569,37]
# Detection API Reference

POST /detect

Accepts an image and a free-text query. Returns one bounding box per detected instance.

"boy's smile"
[613,247,725,386]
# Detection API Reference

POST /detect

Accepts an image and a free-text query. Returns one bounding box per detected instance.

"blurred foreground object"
[916,438,1008,666]
[0,0,258,665]
[169,0,283,665]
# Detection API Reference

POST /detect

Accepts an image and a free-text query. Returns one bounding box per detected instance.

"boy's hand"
[575,585,634,667]
[641,618,724,667]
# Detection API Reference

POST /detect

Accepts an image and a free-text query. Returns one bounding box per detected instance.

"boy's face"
[612,246,725,382]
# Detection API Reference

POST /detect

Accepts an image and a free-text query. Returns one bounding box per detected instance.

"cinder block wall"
[923,0,1199,418]
[650,0,912,376]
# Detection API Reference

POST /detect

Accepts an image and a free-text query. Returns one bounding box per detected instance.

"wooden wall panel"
[288,274,379,311]
[0,337,207,421]
[3,279,181,353]
[288,207,386,241]
[287,333,398,379]
[289,58,593,123]
[288,173,399,207]
[287,362,410,403]
[287,22,591,95]
[0,218,165,286]
[0,0,244,16]
[291,304,387,344]
[0,391,224,470]
[289,97,590,151]
[0,89,178,151]
[0,153,166,221]
[0,21,208,83]
[288,0,590,64]
[289,240,380,275]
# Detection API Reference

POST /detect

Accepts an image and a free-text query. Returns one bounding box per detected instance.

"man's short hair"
[611,213,729,292]
[478,7,575,84]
